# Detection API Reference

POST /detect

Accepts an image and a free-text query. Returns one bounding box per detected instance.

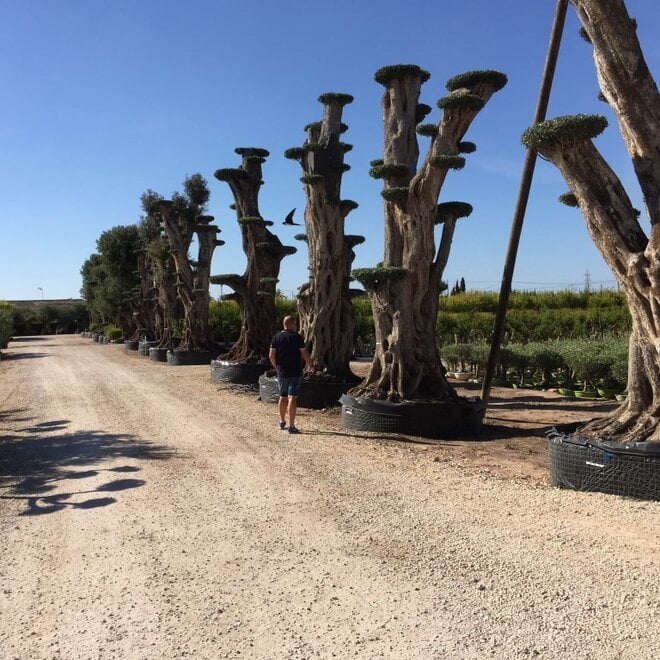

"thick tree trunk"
[214,150,295,363]
[293,96,359,379]
[540,139,660,442]
[156,204,219,352]
[352,67,505,401]
[526,0,660,443]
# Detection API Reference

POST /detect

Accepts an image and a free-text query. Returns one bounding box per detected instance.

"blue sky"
[1,0,658,301]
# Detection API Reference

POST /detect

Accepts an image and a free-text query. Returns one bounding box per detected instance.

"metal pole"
[481,0,569,407]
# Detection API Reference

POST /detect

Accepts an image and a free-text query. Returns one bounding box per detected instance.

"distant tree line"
[0,301,89,343]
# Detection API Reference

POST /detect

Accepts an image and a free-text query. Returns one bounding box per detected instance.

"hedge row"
[442,337,629,391]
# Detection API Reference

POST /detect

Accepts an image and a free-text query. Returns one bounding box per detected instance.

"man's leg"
[287,396,298,428]
[278,396,288,427]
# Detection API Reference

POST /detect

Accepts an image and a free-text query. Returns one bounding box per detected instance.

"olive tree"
[153,174,222,352]
[522,0,660,443]
[212,148,296,363]
[284,93,364,379]
[350,65,506,402]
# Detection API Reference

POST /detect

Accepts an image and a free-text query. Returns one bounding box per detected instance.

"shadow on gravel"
[1,351,50,361]
[0,420,174,516]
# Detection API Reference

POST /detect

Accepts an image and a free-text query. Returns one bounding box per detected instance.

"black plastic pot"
[124,340,139,351]
[138,340,158,356]
[547,431,660,500]
[165,349,214,366]
[210,360,269,384]
[340,393,484,439]
[149,347,169,362]
[259,374,350,409]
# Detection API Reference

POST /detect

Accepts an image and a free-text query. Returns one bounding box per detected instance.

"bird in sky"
[283,208,300,226]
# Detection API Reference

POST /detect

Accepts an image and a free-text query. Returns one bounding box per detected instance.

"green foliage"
[340,200,359,214]
[345,234,366,248]
[303,142,323,152]
[436,202,473,223]
[0,301,15,347]
[80,225,142,331]
[10,302,88,336]
[559,192,579,207]
[304,121,322,132]
[416,123,438,137]
[238,216,264,225]
[380,187,409,205]
[446,70,508,92]
[339,142,353,153]
[104,324,122,341]
[352,267,408,287]
[318,92,354,105]
[208,300,241,342]
[437,290,631,344]
[352,297,375,355]
[369,162,409,179]
[301,174,324,184]
[214,168,249,182]
[437,94,485,112]
[521,114,608,150]
[429,155,465,170]
[458,141,477,153]
[284,147,305,160]
[295,233,308,242]
[374,64,431,86]
[415,104,433,123]
[235,147,269,159]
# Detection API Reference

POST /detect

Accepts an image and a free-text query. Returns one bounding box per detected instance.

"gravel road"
[1,335,659,659]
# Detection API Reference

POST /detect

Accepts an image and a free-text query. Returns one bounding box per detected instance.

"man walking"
[269,316,315,434]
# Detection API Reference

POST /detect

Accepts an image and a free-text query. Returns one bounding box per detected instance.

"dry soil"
[1,335,659,659]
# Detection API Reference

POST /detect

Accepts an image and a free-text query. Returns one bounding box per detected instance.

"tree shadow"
[2,352,50,361]
[0,418,174,516]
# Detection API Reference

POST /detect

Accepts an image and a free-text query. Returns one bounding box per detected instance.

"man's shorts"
[278,375,303,397]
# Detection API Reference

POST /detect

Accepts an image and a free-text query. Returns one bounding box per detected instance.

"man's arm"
[300,348,315,372]
[269,347,277,369]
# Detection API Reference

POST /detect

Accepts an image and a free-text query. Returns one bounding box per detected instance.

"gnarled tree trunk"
[523,0,660,443]
[286,93,362,378]
[351,65,506,401]
[213,149,296,363]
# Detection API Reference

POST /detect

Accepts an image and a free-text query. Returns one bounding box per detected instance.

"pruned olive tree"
[152,174,222,352]
[284,93,364,379]
[522,0,660,443]
[350,65,506,402]
[137,193,184,347]
[212,148,296,363]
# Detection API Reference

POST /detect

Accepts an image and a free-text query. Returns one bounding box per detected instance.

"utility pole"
[584,270,591,292]
[481,0,569,407]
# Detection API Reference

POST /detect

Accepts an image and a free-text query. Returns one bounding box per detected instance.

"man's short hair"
[283,315,297,330]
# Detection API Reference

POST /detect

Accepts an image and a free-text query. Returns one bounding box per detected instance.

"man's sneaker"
[279,420,287,430]
[288,425,300,434]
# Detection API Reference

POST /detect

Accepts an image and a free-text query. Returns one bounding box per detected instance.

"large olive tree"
[212,148,296,363]
[153,174,222,352]
[284,93,364,379]
[350,65,506,402]
[522,0,660,443]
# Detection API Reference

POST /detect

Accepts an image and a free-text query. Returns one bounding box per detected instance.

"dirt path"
[1,335,659,659]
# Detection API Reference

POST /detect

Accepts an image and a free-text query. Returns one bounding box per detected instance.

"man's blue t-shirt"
[270,330,306,377]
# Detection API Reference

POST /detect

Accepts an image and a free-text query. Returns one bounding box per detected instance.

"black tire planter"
[149,347,169,362]
[124,340,139,351]
[340,393,484,439]
[259,374,349,409]
[167,349,214,366]
[210,360,269,385]
[138,340,158,356]
[547,431,660,500]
